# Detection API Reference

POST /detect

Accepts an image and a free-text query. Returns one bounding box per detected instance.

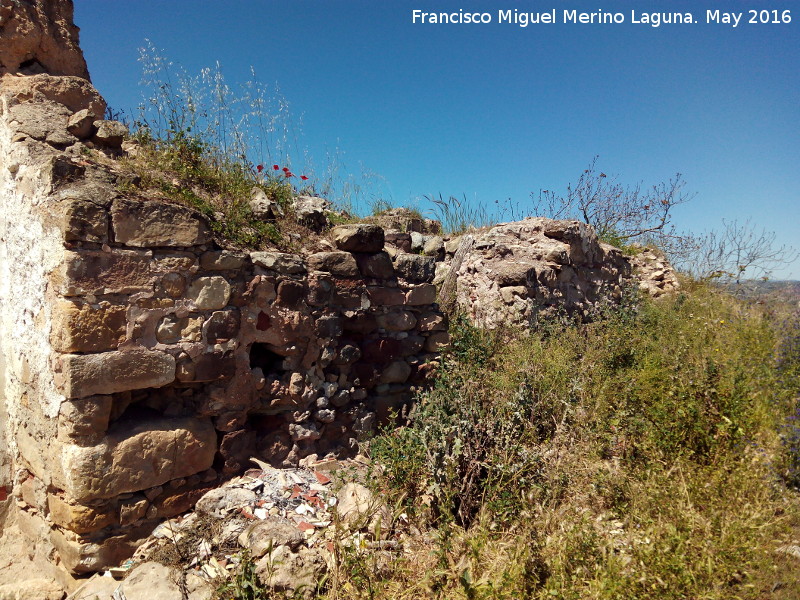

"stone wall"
[0,72,445,573]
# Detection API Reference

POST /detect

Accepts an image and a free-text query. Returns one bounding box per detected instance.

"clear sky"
[73,1,799,278]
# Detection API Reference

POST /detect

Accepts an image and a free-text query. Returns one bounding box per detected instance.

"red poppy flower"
[285,171,294,178]
[273,164,279,170]
[300,175,309,181]
[256,164,264,172]
[282,167,289,172]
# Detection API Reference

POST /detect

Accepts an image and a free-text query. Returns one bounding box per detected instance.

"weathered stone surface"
[53,249,153,296]
[293,196,330,231]
[91,119,127,148]
[0,0,89,78]
[0,578,66,600]
[111,199,211,247]
[354,251,394,279]
[367,286,405,305]
[205,309,240,343]
[405,284,437,305]
[424,331,450,352]
[117,562,184,600]
[307,252,359,277]
[58,396,112,441]
[58,197,107,242]
[196,487,257,519]
[200,250,246,271]
[417,312,448,332]
[423,235,445,256]
[249,187,283,220]
[56,348,175,399]
[60,417,217,501]
[250,251,306,274]
[379,360,412,384]
[50,300,126,353]
[332,224,385,253]
[394,254,436,283]
[187,276,231,310]
[66,108,95,139]
[377,310,416,331]
[450,218,631,328]
[50,520,153,574]
[47,494,115,534]
[239,517,304,556]
[256,546,327,600]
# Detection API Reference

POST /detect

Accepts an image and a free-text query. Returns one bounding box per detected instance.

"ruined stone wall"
[0,74,446,573]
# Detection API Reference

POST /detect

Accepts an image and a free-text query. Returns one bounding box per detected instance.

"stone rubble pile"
[67,458,391,600]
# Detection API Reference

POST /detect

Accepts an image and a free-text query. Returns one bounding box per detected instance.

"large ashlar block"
[50,299,126,353]
[53,249,154,295]
[56,348,175,398]
[60,417,217,502]
[111,198,212,247]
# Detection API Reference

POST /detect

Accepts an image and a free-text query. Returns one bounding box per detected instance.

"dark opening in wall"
[249,343,284,375]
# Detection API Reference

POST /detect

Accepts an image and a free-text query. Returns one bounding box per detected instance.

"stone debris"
[628,246,680,297]
[63,458,393,599]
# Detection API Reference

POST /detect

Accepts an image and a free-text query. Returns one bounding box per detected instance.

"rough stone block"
[250,251,306,274]
[58,396,112,442]
[92,119,128,148]
[53,249,153,296]
[367,286,405,306]
[187,276,231,310]
[354,252,394,279]
[394,254,436,283]
[377,310,417,331]
[200,250,246,270]
[307,252,359,277]
[67,108,96,139]
[50,521,153,574]
[56,348,176,399]
[405,284,437,305]
[332,224,385,253]
[58,197,107,242]
[417,312,448,332]
[425,331,450,352]
[47,494,115,534]
[50,300,126,353]
[111,198,211,247]
[60,417,217,501]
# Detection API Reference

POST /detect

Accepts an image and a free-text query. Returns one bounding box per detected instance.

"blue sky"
[74,1,799,278]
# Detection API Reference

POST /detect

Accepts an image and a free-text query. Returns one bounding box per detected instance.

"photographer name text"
[411,9,792,28]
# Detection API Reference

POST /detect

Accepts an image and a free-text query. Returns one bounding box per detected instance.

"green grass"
[352,282,800,599]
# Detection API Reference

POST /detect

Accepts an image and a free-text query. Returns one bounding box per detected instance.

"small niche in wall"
[249,343,284,375]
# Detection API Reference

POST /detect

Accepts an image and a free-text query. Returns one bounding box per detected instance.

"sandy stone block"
[50,299,126,353]
[57,348,175,399]
[53,249,153,296]
[47,494,115,534]
[200,250,246,270]
[250,251,306,274]
[58,197,107,242]
[50,522,153,574]
[188,276,231,310]
[58,395,112,441]
[112,198,211,247]
[60,417,217,502]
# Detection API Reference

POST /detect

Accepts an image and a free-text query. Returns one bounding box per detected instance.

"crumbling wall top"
[0,0,89,79]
